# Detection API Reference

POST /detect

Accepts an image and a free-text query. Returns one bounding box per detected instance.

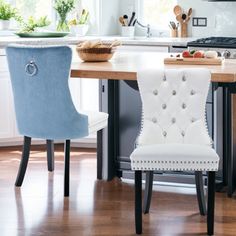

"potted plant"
[54,0,75,32]
[0,0,17,30]
[69,9,89,36]
[17,16,51,33]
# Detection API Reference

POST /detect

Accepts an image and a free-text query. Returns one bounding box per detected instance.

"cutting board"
[164,57,224,65]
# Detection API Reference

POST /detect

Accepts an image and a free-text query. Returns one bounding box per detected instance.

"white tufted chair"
[130,68,219,235]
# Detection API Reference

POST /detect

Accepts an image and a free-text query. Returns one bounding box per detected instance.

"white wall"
[85,0,120,35]
[119,0,236,37]
[178,0,236,37]
[99,0,120,35]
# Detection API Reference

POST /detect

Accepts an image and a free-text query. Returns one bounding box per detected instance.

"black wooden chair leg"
[64,140,70,197]
[143,171,153,214]
[15,136,31,187]
[97,130,103,180]
[135,171,142,234]
[195,171,207,216]
[207,171,216,236]
[46,140,54,172]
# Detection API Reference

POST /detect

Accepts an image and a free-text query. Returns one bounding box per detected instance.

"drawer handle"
[25,61,38,77]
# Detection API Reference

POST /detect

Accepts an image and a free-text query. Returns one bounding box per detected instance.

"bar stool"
[6,45,108,197]
[130,68,219,235]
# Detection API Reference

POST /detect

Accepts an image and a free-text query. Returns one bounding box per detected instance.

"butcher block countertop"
[71,52,236,83]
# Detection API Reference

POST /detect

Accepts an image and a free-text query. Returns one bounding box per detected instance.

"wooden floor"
[0,146,236,236]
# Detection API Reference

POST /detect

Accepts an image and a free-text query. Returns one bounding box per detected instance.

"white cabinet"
[0,73,14,138]
[0,50,19,140]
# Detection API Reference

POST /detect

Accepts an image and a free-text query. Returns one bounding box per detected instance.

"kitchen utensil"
[164,57,224,65]
[128,12,136,26]
[173,5,182,16]
[179,23,187,37]
[181,13,187,21]
[132,19,137,26]
[176,14,183,23]
[123,15,129,26]
[188,8,193,17]
[170,21,176,29]
[119,16,125,26]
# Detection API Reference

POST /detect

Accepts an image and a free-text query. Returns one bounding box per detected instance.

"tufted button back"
[137,69,212,146]
[153,89,158,95]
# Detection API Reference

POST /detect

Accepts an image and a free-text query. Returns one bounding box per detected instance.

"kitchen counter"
[0,35,195,48]
[71,51,236,83]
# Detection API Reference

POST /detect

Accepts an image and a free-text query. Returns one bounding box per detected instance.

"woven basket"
[76,47,116,62]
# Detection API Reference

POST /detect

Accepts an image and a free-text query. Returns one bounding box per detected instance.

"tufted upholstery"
[130,68,219,171]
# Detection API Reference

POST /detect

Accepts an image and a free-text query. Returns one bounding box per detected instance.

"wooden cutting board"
[164,57,224,65]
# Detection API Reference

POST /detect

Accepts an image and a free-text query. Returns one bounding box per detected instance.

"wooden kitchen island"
[71,52,236,197]
[71,52,236,82]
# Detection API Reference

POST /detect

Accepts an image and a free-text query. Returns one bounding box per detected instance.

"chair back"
[137,68,212,146]
[6,45,88,139]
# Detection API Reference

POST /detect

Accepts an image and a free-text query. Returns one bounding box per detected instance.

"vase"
[57,16,69,32]
[70,24,89,36]
[0,20,10,30]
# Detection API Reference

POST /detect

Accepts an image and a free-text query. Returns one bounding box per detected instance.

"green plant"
[78,9,89,24]
[0,0,17,20]
[18,16,51,33]
[68,9,89,26]
[54,0,75,31]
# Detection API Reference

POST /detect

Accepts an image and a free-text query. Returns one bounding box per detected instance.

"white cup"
[121,26,135,38]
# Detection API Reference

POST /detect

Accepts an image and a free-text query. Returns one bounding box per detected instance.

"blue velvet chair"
[6,45,108,196]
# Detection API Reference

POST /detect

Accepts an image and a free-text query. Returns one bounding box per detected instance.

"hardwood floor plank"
[0,145,236,235]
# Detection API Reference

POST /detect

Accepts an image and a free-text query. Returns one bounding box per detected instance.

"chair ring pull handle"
[25,61,38,77]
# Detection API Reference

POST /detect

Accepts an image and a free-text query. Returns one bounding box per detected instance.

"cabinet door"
[0,73,14,138]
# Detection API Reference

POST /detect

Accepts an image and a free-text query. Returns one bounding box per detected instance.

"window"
[138,0,177,29]
[15,0,54,20]
[10,0,83,23]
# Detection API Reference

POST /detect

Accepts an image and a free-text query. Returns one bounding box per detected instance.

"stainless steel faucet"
[136,21,151,38]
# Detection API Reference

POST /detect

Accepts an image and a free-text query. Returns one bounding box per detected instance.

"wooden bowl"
[76,47,116,62]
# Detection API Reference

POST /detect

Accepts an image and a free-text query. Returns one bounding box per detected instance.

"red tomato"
[193,51,204,58]
[182,50,192,58]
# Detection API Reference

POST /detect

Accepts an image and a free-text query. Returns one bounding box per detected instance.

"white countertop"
[0,35,195,48]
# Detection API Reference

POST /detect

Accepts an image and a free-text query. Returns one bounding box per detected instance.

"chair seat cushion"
[130,144,219,171]
[80,110,108,134]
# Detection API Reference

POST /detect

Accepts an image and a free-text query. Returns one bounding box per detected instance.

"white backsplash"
[178,0,236,37]
[118,0,236,37]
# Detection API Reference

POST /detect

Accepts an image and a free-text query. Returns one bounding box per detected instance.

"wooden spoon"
[173,5,182,16]
[185,16,190,23]
[176,14,183,23]
[188,8,193,17]
[119,16,125,26]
